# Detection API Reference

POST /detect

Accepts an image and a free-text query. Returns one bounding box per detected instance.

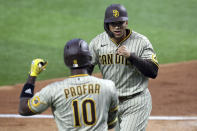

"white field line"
[0,114,53,118]
[0,114,197,120]
[149,116,197,120]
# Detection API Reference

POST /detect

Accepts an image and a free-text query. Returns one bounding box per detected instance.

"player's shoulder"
[89,76,115,90]
[44,79,68,90]
[92,32,108,40]
[90,75,114,83]
[90,32,108,44]
[130,30,150,42]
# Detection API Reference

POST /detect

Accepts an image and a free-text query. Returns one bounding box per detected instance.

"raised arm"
[19,59,47,116]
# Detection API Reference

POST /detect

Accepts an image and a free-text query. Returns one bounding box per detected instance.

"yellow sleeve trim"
[108,117,118,126]
[110,105,119,112]
[28,99,36,113]
[151,54,159,67]
[151,59,159,67]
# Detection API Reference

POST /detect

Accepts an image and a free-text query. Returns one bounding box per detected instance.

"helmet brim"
[104,17,128,23]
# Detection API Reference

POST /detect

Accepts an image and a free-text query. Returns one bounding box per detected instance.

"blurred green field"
[0,0,197,85]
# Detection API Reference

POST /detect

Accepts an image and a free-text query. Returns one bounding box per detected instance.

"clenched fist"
[117,45,130,58]
[29,58,48,76]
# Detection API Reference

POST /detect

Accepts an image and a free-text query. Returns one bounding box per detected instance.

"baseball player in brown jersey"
[19,39,119,131]
[88,4,159,131]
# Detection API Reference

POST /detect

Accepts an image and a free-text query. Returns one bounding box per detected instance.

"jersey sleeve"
[140,38,159,67]
[89,38,99,65]
[107,81,119,129]
[28,85,53,113]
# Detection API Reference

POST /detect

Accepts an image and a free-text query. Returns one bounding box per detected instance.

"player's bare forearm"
[19,97,35,116]
[26,75,36,85]
[19,58,47,116]
[19,76,37,116]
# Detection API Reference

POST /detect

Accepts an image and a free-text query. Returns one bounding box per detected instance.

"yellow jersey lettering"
[102,55,107,65]
[64,89,70,99]
[99,56,103,64]
[115,54,120,64]
[88,84,94,94]
[70,87,77,97]
[83,84,87,94]
[65,84,101,99]
[77,86,82,95]
[95,84,100,94]
[120,55,124,64]
[107,54,113,64]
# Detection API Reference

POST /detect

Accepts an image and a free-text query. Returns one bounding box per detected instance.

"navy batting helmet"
[104,4,128,37]
[104,4,128,23]
[64,39,92,69]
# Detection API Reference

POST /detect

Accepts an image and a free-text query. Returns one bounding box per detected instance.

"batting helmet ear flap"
[104,23,114,38]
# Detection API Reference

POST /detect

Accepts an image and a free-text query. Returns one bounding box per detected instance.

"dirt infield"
[0,60,197,131]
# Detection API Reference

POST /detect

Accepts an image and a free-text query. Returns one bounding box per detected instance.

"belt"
[118,92,142,102]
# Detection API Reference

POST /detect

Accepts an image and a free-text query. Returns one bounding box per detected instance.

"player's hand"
[117,45,130,58]
[29,58,48,76]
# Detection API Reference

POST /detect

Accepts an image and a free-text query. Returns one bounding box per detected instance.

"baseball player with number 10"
[19,39,119,131]
[88,4,159,131]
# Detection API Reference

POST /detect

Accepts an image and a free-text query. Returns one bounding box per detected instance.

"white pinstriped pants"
[115,88,152,131]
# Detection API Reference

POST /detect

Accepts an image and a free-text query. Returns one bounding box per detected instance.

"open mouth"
[114,31,121,35]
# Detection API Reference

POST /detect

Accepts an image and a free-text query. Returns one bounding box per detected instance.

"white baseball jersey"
[89,29,158,97]
[28,74,119,131]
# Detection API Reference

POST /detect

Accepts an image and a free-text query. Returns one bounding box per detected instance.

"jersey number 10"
[72,99,97,127]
